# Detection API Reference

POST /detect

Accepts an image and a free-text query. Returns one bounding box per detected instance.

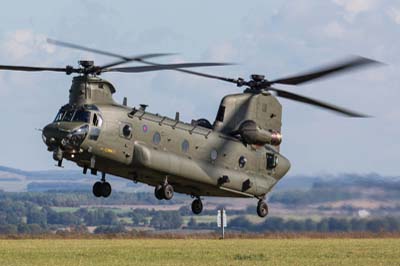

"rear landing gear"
[256,200,269,218]
[92,172,112,198]
[154,183,174,200]
[191,198,203,215]
[92,181,112,197]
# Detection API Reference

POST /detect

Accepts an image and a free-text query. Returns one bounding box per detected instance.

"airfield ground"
[0,238,399,266]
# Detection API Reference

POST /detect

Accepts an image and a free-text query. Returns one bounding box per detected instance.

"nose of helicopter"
[42,122,89,150]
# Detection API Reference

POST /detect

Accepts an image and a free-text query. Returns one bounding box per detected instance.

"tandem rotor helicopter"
[0,39,381,217]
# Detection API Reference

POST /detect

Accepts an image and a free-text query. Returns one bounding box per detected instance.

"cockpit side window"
[93,113,103,127]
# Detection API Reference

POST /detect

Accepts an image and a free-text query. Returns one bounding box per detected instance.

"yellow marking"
[100,147,116,154]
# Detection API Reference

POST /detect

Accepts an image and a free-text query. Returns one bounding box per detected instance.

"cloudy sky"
[0,0,399,176]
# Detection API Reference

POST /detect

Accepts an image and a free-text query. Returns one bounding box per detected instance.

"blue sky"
[0,0,399,176]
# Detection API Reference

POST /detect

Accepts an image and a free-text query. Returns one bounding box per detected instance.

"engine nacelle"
[237,120,282,146]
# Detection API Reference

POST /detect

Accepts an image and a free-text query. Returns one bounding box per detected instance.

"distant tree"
[366,219,386,233]
[187,217,197,228]
[0,224,18,234]
[178,206,191,216]
[317,219,329,232]
[150,211,182,230]
[229,216,253,230]
[304,219,317,231]
[27,206,47,227]
[94,224,127,234]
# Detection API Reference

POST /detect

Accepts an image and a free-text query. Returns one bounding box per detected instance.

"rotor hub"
[79,60,94,68]
[250,74,265,82]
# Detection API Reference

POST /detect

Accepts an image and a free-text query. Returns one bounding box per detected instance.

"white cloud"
[206,42,237,62]
[323,21,346,38]
[2,30,55,61]
[333,0,377,14]
[387,7,400,24]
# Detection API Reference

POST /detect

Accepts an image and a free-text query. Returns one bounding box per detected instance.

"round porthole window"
[153,132,161,145]
[210,149,218,161]
[182,140,190,153]
[238,156,247,168]
[122,125,132,138]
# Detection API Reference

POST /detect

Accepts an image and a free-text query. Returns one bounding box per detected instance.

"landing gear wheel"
[92,181,102,198]
[191,198,203,215]
[162,184,174,200]
[154,185,164,200]
[101,182,112,198]
[257,200,269,218]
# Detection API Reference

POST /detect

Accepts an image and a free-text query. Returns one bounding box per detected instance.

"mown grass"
[0,238,399,266]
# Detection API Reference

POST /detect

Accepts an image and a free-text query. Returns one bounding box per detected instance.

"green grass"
[0,238,399,266]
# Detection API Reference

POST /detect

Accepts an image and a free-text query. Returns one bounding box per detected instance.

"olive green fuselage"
[43,76,290,199]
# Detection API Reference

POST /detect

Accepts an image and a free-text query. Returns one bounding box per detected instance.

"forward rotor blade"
[269,56,382,86]
[47,38,176,69]
[270,88,369,117]
[47,38,130,60]
[99,53,176,70]
[104,62,232,73]
[0,65,69,73]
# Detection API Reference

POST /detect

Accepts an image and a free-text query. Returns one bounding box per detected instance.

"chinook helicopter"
[0,39,380,217]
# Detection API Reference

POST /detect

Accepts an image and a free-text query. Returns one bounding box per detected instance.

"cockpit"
[42,104,104,153]
[54,104,99,124]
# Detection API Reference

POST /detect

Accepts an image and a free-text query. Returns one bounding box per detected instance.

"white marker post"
[217,208,227,239]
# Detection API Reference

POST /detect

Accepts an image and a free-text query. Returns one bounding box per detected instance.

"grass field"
[0,238,399,266]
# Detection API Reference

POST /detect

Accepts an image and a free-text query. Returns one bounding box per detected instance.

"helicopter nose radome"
[42,123,67,149]
[42,122,89,150]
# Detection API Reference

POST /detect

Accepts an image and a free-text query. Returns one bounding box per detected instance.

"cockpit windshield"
[54,109,91,123]
[72,110,90,122]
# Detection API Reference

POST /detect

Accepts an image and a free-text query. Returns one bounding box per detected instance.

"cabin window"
[122,125,132,138]
[262,104,267,112]
[266,153,278,170]
[153,132,161,145]
[216,105,225,122]
[238,156,247,168]
[119,123,132,139]
[210,149,218,161]
[181,140,190,153]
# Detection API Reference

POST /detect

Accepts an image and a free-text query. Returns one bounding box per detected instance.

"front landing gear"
[92,173,112,198]
[191,198,203,215]
[256,200,269,218]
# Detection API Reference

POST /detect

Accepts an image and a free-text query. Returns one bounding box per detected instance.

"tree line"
[228,216,400,233]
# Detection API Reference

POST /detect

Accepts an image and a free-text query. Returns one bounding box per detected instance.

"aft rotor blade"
[104,62,232,73]
[270,88,370,117]
[269,56,382,86]
[0,64,70,73]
